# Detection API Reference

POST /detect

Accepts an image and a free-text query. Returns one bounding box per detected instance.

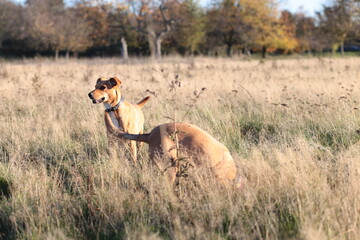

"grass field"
[1,56,360,239]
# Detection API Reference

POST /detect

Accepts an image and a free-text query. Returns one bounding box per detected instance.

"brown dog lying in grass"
[104,111,238,186]
[88,77,150,163]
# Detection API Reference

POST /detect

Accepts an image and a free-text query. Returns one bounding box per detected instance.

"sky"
[13,0,329,16]
[199,0,329,16]
[278,0,328,16]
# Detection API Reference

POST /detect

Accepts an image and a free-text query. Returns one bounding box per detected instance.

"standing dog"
[88,77,150,163]
[104,111,237,186]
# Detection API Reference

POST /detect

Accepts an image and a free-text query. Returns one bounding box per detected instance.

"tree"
[276,10,299,53]
[173,0,205,55]
[294,13,316,53]
[240,0,277,58]
[0,0,23,50]
[61,8,93,58]
[206,0,248,57]
[75,1,111,55]
[25,0,66,59]
[240,0,298,57]
[128,0,178,59]
[317,0,354,55]
[347,1,360,49]
[107,3,137,60]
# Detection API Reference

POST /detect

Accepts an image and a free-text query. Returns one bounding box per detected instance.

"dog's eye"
[99,86,106,90]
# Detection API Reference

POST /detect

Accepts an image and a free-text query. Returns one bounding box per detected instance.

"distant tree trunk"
[244,47,251,57]
[340,39,344,56]
[55,48,59,60]
[65,50,70,60]
[147,33,163,59]
[155,38,162,59]
[262,46,267,58]
[206,48,210,55]
[331,44,337,55]
[120,37,129,60]
[226,43,232,57]
[148,33,156,59]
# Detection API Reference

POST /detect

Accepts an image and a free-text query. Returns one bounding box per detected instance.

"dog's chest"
[108,112,120,128]
[104,103,121,128]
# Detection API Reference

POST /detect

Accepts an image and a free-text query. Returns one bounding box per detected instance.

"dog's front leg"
[130,140,138,164]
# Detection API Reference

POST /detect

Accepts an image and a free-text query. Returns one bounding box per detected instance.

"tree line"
[0,0,359,59]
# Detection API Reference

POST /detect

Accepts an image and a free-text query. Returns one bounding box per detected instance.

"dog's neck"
[104,90,125,112]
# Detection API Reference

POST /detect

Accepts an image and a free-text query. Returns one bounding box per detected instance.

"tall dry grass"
[0,56,360,239]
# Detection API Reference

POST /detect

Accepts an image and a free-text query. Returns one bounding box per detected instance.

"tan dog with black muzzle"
[104,111,238,186]
[88,77,150,163]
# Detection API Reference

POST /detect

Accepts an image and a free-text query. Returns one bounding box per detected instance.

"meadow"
[0,56,360,239]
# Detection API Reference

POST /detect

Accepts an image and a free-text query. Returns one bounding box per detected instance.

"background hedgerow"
[0,57,360,239]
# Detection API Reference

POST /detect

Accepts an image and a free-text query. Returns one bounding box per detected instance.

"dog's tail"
[137,96,150,108]
[122,133,150,143]
[104,112,150,143]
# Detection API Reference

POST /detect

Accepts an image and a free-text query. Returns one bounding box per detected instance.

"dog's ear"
[96,78,102,85]
[109,77,121,88]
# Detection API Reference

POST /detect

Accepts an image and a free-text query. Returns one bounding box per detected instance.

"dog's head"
[88,77,122,104]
